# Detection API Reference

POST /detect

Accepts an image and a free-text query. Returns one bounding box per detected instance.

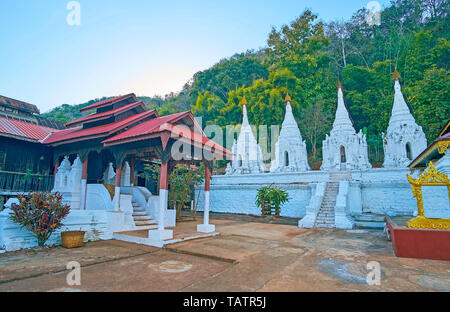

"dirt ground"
[0,216,449,292]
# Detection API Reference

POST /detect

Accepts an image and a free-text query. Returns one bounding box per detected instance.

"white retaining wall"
[0,209,119,251]
[197,168,423,219]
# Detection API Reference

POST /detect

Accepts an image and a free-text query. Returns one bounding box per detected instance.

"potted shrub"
[9,192,70,247]
[255,184,289,217]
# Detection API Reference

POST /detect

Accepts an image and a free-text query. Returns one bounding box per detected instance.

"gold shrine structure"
[406,161,450,229]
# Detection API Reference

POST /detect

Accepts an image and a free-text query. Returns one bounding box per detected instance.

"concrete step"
[132,212,147,217]
[133,224,158,230]
[133,215,153,221]
[314,224,335,228]
[135,220,157,226]
[317,214,334,217]
[316,217,334,221]
[352,214,386,229]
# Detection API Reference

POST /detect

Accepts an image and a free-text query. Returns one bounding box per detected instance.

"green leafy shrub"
[9,192,70,246]
[255,184,289,216]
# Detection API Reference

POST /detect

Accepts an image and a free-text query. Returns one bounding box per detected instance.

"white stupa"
[321,81,371,171]
[382,70,427,168]
[270,93,310,172]
[226,97,266,175]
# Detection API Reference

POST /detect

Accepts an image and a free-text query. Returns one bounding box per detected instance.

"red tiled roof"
[102,111,190,144]
[65,101,146,127]
[0,116,55,142]
[175,126,232,156]
[44,110,157,145]
[79,93,136,112]
[103,111,232,157]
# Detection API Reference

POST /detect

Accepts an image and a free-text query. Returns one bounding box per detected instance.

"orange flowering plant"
[9,192,70,246]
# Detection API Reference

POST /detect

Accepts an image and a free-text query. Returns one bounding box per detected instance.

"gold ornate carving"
[103,184,115,200]
[406,216,450,229]
[406,161,450,229]
[437,141,450,154]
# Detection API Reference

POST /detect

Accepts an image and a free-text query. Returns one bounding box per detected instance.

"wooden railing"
[0,170,54,193]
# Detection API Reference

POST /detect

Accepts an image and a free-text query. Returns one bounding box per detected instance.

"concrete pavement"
[0,216,449,292]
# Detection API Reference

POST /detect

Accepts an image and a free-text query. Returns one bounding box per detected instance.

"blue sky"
[0,0,391,112]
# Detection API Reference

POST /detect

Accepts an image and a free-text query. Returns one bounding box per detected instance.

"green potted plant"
[255,184,289,217]
[9,192,71,247]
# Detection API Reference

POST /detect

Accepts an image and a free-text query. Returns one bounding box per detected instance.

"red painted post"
[160,162,168,190]
[82,157,88,179]
[80,156,89,210]
[115,163,122,187]
[204,164,210,191]
[53,159,60,188]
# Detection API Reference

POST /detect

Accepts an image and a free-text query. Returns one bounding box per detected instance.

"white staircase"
[132,200,158,230]
[314,182,339,228]
[314,170,352,228]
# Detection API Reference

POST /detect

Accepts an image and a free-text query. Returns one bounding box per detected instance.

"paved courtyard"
[0,215,449,292]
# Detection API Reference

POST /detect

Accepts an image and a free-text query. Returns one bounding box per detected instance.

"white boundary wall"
[197,168,422,219]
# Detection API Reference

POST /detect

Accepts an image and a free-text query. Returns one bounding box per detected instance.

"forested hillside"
[42,0,449,166]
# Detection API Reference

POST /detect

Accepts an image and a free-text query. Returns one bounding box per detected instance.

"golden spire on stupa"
[285,92,292,102]
[392,66,401,81]
[337,80,343,90]
[240,96,247,106]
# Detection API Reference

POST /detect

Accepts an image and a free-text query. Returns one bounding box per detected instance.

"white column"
[148,162,173,241]
[80,179,87,210]
[197,164,215,233]
[197,190,215,233]
[158,189,168,230]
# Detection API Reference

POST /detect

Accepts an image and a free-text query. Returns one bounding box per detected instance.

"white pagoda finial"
[270,93,310,172]
[241,96,249,127]
[332,82,355,135]
[389,79,415,126]
[282,99,296,128]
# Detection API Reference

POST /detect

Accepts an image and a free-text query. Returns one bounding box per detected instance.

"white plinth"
[197,224,216,233]
[148,229,173,240]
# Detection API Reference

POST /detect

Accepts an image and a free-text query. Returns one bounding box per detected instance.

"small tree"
[9,192,70,246]
[143,163,204,219]
[255,184,289,217]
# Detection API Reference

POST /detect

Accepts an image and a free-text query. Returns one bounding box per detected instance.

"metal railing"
[0,170,54,193]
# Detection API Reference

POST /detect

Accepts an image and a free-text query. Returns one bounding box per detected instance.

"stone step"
[316,218,334,222]
[134,224,159,230]
[317,213,334,217]
[133,208,146,212]
[135,220,157,226]
[316,216,334,220]
[314,224,335,228]
[133,215,153,221]
[132,212,147,216]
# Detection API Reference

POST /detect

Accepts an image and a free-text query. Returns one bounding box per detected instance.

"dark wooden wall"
[0,136,54,174]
